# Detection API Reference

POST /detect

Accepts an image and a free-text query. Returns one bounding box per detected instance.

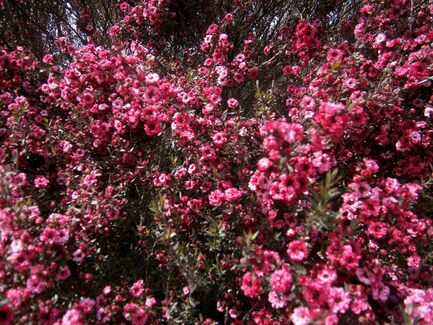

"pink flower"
[268,291,288,309]
[355,267,375,285]
[407,254,421,268]
[40,227,60,245]
[327,49,343,61]
[328,287,351,313]
[26,275,46,294]
[372,284,390,302]
[404,289,433,323]
[344,78,358,90]
[354,23,366,37]
[351,298,369,315]
[241,272,262,298]
[5,288,25,308]
[57,266,71,280]
[303,283,327,308]
[367,222,388,239]
[317,266,337,284]
[145,297,156,307]
[270,265,292,293]
[312,152,334,173]
[209,189,224,206]
[227,98,239,108]
[102,286,111,295]
[212,50,225,63]
[283,65,293,76]
[62,308,83,325]
[290,307,311,325]
[212,132,227,147]
[34,176,49,188]
[257,157,273,171]
[131,309,148,325]
[43,54,53,64]
[287,240,309,262]
[130,280,144,298]
[145,73,159,84]
[320,101,345,116]
[153,173,169,187]
[224,187,243,202]
[323,313,339,325]
[224,13,234,24]
[375,33,387,43]
[339,245,360,270]
[73,249,86,264]
[206,24,219,34]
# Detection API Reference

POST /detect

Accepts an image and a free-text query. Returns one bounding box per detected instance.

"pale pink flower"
[34,176,49,188]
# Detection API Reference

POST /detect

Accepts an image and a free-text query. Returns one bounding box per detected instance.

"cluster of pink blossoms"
[1,0,433,324]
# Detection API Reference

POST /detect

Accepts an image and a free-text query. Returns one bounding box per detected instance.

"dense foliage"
[1,0,433,324]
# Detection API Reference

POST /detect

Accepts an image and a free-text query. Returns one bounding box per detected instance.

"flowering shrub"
[1,0,433,324]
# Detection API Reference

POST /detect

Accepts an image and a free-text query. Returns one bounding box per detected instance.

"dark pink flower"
[287,240,309,262]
